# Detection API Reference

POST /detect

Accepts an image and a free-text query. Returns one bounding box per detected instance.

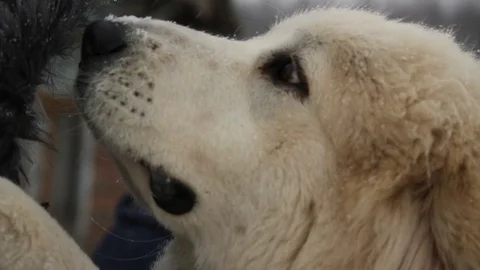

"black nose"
[81,20,127,60]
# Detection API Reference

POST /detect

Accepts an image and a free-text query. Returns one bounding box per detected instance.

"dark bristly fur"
[0,0,94,185]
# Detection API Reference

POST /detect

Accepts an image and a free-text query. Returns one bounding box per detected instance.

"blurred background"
[29,0,480,256]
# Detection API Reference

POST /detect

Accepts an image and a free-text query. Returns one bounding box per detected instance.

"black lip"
[141,161,197,215]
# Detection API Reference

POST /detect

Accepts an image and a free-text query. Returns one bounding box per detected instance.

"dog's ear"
[337,72,480,268]
[390,82,480,269]
[429,151,480,269]
[422,111,480,268]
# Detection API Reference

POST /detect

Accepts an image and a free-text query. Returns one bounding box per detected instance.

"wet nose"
[81,20,126,61]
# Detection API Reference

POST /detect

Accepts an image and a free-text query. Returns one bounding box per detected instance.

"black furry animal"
[0,0,94,185]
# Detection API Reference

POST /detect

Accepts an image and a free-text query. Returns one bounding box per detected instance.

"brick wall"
[39,92,128,255]
[86,145,127,254]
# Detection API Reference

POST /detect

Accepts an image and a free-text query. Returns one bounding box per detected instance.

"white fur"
[2,7,480,269]
[0,178,97,269]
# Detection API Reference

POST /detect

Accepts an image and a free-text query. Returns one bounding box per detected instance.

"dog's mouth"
[77,112,196,216]
[77,103,196,216]
[138,159,197,215]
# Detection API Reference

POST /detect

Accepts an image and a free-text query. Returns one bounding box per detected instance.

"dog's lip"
[139,158,197,215]
[79,114,196,215]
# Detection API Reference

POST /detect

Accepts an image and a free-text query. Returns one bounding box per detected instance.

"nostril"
[81,20,127,60]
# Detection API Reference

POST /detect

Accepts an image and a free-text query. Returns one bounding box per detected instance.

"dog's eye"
[278,60,300,84]
[263,54,309,100]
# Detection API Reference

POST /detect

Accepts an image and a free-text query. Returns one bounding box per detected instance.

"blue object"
[92,195,172,270]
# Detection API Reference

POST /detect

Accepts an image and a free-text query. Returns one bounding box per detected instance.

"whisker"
[92,245,164,262]
[89,216,170,243]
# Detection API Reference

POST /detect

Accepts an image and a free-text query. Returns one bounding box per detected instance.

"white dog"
[2,7,480,270]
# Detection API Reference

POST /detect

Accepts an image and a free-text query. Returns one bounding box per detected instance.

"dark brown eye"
[263,53,309,100]
[279,61,301,84]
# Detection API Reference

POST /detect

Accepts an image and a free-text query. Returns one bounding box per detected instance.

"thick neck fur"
[185,175,450,270]
[326,191,443,270]
[186,204,442,270]
[193,209,317,269]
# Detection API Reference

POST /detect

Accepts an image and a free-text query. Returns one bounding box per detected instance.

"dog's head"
[76,8,480,269]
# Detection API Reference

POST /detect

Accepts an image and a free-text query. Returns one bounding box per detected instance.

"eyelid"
[259,51,294,78]
[257,48,295,69]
